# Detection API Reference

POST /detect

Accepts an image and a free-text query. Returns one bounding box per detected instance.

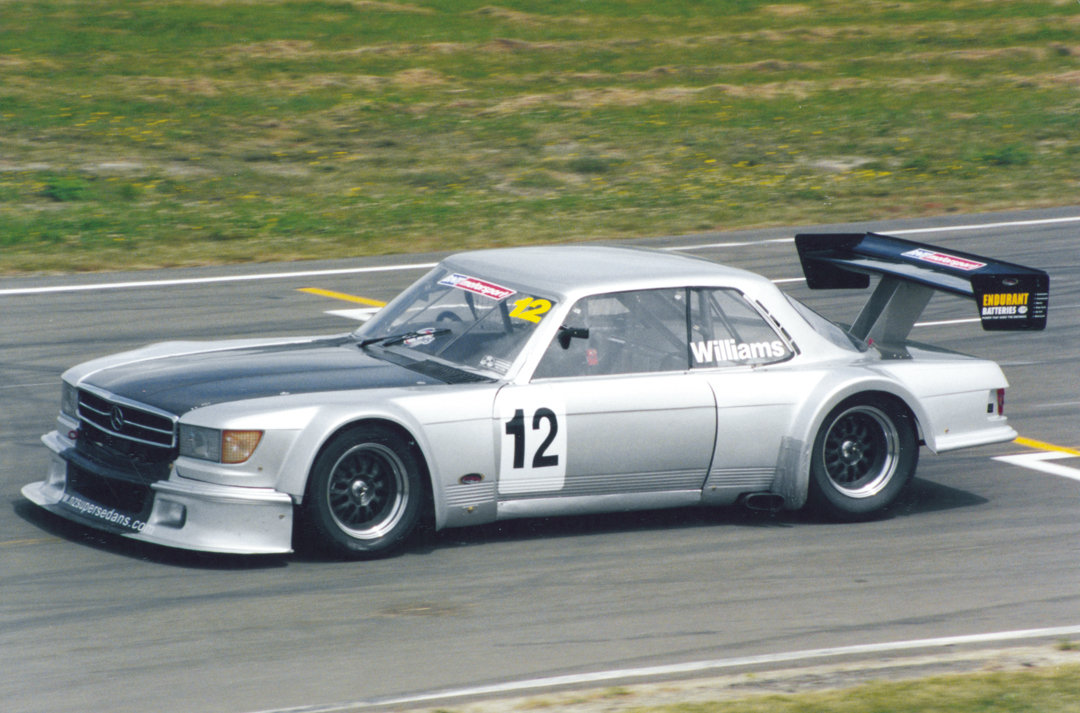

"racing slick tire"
[807,394,918,522]
[301,424,425,558]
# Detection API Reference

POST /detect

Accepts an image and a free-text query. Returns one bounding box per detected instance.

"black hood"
[85,337,446,415]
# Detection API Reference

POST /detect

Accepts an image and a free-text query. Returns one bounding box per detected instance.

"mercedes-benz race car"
[22,234,1049,557]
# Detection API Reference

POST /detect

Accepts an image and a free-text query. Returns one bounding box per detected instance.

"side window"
[689,288,792,368]
[533,288,690,379]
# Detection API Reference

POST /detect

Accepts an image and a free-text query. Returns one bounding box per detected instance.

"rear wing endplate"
[795,232,1048,345]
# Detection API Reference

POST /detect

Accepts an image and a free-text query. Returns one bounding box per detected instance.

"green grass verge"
[430,663,1080,713]
[1,1,1078,273]
[660,669,1080,713]
[641,664,1080,713]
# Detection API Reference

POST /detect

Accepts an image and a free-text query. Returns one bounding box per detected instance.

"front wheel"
[808,395,918,521]
[301,425,425,558]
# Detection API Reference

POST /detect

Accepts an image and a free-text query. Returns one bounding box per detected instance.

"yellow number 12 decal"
[508,297,552,323]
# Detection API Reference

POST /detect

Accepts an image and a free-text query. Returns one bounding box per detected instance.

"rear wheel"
[808,395,918,521]
[301,425,424,558]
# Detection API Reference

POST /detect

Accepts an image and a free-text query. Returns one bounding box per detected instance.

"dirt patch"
[118,75,229,97]
[762,4,813,17]
[187,0,431,10]
[347,0,433,11]
[471,6,548,24]
[392,68,446,87]
[224,39,316,59]
[484,38,564,53]
[485,86,706,113]
[810,157,877,172]
[83,161,146,174]
[1046,70,1080,88]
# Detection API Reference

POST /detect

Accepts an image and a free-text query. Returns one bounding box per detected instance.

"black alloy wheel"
[808,395,918,521]
[302,425,424,558]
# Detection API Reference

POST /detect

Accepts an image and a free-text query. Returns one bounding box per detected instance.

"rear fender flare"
[775,376,925,510]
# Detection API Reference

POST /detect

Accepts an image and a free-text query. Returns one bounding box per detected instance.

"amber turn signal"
[222,430,263,464]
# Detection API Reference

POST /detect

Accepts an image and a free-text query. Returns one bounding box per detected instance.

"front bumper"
[23,431,295,555]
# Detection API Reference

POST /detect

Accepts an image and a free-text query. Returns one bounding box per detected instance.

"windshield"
[355,267,558,376]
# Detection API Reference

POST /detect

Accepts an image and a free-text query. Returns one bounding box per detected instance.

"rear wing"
[795,232,1049,346]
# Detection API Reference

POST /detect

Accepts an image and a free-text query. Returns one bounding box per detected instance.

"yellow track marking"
[1014,437,1080,457]
[0,537,61,548]
[297,287,386,307]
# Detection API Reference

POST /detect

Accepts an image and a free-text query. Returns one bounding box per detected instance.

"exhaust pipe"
[739,492,786,513]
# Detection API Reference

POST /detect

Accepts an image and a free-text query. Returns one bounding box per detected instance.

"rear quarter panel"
[872,351,1013,452]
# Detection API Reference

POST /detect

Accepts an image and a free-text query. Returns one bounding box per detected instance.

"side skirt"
[496,490,702,520]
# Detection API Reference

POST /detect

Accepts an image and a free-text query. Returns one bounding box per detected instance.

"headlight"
[179,425,221,462]
[179,425,263,464]
[61,382,79,418]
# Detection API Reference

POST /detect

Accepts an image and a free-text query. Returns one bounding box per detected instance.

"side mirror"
[557,326,589,350]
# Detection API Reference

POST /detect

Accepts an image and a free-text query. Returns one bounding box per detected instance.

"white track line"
[994,452,1080,482]
[2,215,1077,297]
[889,216,1080,235]
[668,215,1080,251]
[0,263,438,297]
[663,237,794,251]
[246,624,1080,713]
[914,317,981,327]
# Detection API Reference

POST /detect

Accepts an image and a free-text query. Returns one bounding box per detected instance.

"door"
[494,288,717,503]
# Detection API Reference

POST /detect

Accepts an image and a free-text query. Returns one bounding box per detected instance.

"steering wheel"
[435,310,463,323]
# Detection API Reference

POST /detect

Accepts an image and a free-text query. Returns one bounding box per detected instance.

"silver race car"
[23,234,1049,557]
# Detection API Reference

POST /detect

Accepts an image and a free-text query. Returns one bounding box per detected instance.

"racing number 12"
[497,392,567,494]
[505,408,559,469]
[508,297,552,323]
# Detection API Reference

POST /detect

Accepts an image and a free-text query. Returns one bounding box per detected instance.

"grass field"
[1,0,1078,273]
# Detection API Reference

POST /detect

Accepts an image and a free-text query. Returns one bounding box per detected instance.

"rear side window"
[784,294,868,352]
[689,288,792,367]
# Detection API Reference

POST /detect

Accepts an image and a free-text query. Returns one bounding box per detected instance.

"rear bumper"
[932,423,1018,453]
[23,431,294,555]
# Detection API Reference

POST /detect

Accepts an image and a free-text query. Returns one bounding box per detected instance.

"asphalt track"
[1,207,1078,713]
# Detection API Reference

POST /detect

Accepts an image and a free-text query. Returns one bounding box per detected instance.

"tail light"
[996,388,1005,416]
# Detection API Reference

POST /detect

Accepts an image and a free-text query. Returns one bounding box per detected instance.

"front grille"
[78,388,177,448]
[78,420,176,468]
[67,463,153,516]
